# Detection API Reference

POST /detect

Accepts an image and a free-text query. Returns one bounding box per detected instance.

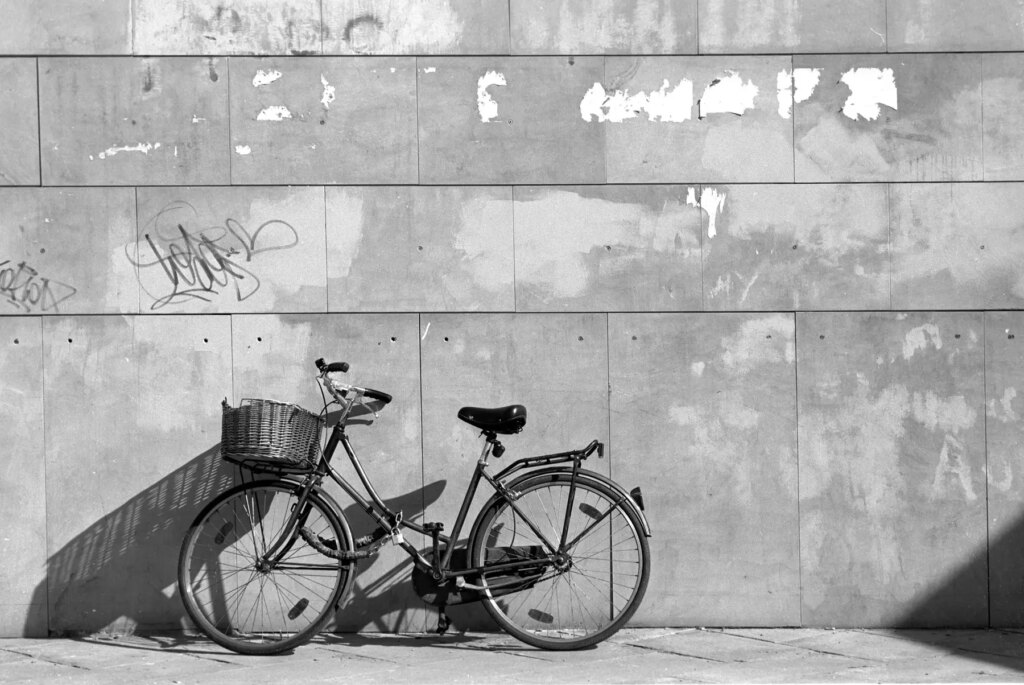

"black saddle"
[457,405,527,435]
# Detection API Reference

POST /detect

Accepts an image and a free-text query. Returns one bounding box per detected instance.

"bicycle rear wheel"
[178,480,354,655]
[469,472,650,650]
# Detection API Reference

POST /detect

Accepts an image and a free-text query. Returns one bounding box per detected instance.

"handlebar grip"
[316,359,350,373]
[363,388,392,404]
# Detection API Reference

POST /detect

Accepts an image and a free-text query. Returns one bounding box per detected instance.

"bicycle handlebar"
[316,358,393,406]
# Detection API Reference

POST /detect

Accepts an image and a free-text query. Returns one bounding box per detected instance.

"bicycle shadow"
[24,443,492,638]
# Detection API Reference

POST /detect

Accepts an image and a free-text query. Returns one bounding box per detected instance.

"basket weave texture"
[221,399,323,473]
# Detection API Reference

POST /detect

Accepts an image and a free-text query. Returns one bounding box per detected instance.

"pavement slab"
[3,629,1024,683]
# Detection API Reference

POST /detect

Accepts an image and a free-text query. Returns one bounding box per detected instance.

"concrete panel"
[43,315,234,633]
[0,318,46,636]
[609,313,799,626]
[987,312,1024,626]
[513,186,702,311]
[417,57,606,184]
[699,0,887,53]
[133,186,327,313]
[890,183,1024,310]
[0,188,138,315]
[603,57,793,183]
[135,0,322,55]
[230,57,417,184]
[0,1,130,54]
[798,312,987,627]
[39,58,230,186]
[0,60,40,186]
[326,187,514,312]
[231,313,426,631]
[888,0,1024,51]
[323,0,510,54]
[701,184,890,311]
[794,54,983,182]
[983,54,1024,181]
[510,0,697,54]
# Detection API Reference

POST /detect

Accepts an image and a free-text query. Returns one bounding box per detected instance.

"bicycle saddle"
[457,405,527,434]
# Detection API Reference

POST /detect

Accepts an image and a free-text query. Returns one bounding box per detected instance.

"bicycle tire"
[178,480,354,655]
[468,471,650,650]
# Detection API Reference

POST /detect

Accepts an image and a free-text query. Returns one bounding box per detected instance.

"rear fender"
[505,467,652,538]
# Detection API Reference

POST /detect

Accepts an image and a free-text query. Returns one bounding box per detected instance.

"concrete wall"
[1,0,1023,636]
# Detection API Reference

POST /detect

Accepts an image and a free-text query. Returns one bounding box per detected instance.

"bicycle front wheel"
[469,472,650,650]
[178,480,354,655]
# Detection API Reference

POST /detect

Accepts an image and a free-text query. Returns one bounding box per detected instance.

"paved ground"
[3,628,1024,683]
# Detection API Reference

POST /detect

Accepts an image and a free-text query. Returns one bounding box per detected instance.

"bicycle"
[178,358,651,655]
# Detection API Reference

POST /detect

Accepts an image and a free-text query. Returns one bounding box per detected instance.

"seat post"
[479,430,504,464]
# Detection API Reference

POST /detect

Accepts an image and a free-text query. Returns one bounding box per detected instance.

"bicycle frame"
[307,416,603,582]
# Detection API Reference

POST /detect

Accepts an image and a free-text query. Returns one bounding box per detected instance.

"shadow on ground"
[24,443,489,639]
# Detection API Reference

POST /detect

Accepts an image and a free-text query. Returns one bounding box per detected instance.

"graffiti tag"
[127,201,299,310]
[0,259,77,313]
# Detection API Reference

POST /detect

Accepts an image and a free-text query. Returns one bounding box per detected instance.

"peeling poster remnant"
[580,79,694,123]
[477,71,506,123]
[320,74,336,109]
[94,142,162,160]
[776,68,821,119]
[252,69,282,87]
[698,72,758,119]
[840,67,897,121]
[256,106,293,121]
[687,186,727,238]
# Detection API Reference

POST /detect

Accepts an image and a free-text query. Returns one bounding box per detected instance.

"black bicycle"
[178,358,651,654]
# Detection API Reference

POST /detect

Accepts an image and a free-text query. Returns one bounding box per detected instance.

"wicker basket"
[221,398,323,473]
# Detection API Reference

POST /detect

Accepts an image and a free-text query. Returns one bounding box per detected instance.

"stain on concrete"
[0,60,40,186]
[610,313,799,626]
[325,186,514,312]
[510,0,696,54]
[794,54,983,182]
[134,0,321,55]
[229,57,417,184]
[798,312,987,626]
[325,0,508,55]
[982,54,1024,181]
[514,186,701,311]
[889,0,1024,51]
[701,184,889,311]
[891,183,1024,309]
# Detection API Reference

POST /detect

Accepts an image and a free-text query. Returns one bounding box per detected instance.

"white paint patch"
[191,114,206,124]
[477,71,506,123]
[256,106,293,121]
[320,74,336,109]
[422,67,437,74]
[690,361,705,377]
[932,435,977,501]
[698,71,758,118]
[580,79,694,123]
[988,387,1019,423]
[903,324,942,360]
[421,322,431,340]
[720,314,795,376]
[668,404,700,426]
[234,145,252,155]
[686,187,726,238]
[776,68,822,118]
[252,69,282,87]
[911,391,977,434]
[840,67,897,121]
[97,142,161,159]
